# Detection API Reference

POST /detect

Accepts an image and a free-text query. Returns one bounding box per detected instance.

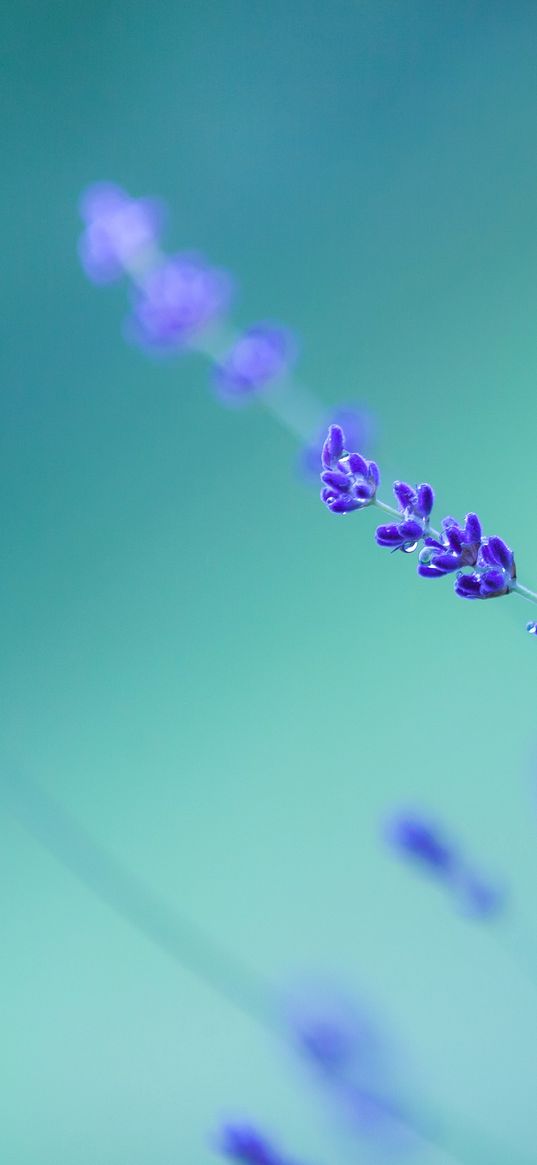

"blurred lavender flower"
[375,480,434,553]
[320,424,380,514]
[386,811,505,920]
[299,405,376,479]
[214,325,295,402]
[418,513,482,579]
[387,814,456,879]
[458,871,505,919]
[454,536,516,600]
[284,981,412,1150]
[127,252,233,351]
[78,181,164,284]
[217,1123,295,1165]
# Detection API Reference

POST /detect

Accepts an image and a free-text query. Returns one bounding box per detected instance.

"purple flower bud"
[415,483,434,519]
[215,325,295,401]
[320,469,350,492]
[454,573,483,599]
[375,524,406,548]
[393,481,415,510]
[127,252,232,351]
[487,536,514,573]
[300,406,376,479]
[464,513,482,544]
[78,182,165,284]
[348,451,369,477]
[326,423,345,464]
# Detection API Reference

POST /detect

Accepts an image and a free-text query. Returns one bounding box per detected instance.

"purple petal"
[348,451,369,477]
[321,469,350,491]
[327,424,345,462]
[416,483,434,518]
[375,524,403,547]
[464,513,482,544]
[487,536,513,572]
[455,574,482,599]
[393,481,415,511]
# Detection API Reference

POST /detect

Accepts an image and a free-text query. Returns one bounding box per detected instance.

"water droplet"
[526,621,537,635]
[401,541,418,554]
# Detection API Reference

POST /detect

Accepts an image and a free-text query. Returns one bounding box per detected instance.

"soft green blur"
[2,3,537,1162]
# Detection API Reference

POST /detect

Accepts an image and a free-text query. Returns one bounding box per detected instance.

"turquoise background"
[2,2,537,1162]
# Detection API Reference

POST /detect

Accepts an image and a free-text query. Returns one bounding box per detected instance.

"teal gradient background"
[2,3,537,1162]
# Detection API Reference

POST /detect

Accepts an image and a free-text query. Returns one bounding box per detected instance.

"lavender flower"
[458,871,505,919]
[386,811,505,920]
[217,1124,292,1165]
[375,480,434,553]
[284,981,411,1149]
[319,426,537,625]
[418,513,482,578]
[320,425,379,514]
[454,536,516,600]
[215,325,294,401]
[387,814,456,879]
[300,405,376,479]
[78,182,164,284]
[127,252,232,351]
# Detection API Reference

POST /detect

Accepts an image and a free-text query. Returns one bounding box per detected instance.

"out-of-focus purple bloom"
[386,810,506,923]
[418,513,482,579]
[454,536,516,600]
[284,980,411,1149]
[375,480,435,553]
[290,989,373,1079]
[300,405,376,479]
[78,181,164,284]
[127,252,233,351]
[217,1124,291,1165]
[387,814,456,878]
[214,325,295,401]
[457,871,505,919]
[320,425,379,513]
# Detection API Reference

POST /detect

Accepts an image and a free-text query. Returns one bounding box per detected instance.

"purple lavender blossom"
[300,405,376,479]
[457,871,505,919]
[217,1124,291,1165]
[387,814,456,879]
[320,425,379,513]
[214,325,295,401]
[418,513,482,579]
[127,252,233,351]
[454,536,516,600]
[375,480,434,553]
[387,811,506,922]
[284,981,411,1149]
[78,182,164,284]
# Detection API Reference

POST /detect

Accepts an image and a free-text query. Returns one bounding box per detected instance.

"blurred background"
[2,2,537,1162]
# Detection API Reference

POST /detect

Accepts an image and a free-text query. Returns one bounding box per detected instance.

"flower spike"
[319,426,537,629]
[320,426,380,514]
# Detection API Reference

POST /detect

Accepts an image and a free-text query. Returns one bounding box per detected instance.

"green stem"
[511,582,537,607]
